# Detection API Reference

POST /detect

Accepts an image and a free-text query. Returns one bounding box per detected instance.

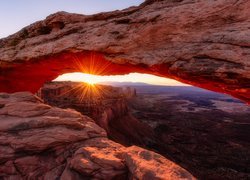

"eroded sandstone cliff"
[0,92,195,179]
[0,0,249,102]
[37,81,153,146]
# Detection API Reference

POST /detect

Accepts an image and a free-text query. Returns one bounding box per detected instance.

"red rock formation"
[37,81,153,146]
[0,0,250,102]
[0,92,195,179]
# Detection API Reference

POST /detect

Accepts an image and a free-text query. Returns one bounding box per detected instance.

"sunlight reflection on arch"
[53,53,189,102]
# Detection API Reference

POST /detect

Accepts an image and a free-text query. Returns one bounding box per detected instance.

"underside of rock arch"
[0,0,250,102]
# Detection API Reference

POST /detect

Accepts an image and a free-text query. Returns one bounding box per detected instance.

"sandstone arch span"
[0,0,250,102]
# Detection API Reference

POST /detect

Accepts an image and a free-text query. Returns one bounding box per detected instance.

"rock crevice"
[0,92,195,179]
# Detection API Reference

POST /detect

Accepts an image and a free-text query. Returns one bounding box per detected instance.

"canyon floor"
[127,85,250,179]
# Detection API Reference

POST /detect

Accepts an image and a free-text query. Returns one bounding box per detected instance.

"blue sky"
[0,0,144,38]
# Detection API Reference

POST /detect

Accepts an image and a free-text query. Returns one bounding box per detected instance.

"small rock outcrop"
[0,92,195,179]
[0,0,249,102]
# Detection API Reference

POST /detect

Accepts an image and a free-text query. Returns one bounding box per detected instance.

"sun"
[82,73,99,85]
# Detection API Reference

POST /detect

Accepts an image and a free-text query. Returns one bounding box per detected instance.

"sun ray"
[55,52,117,102]
[54,52,189,102]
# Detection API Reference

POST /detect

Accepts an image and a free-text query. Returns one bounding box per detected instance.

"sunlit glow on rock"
[55,54,189,86]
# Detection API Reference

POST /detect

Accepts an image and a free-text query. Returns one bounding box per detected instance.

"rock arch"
[0,0,250,102]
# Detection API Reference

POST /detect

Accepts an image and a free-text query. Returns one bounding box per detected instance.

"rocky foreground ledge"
[0,92,195,179]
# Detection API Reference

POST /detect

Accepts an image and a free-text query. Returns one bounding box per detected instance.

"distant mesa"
[97,81,152,87]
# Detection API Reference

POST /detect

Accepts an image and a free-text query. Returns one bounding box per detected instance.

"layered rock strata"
[37,81,153,146]
[0,92,195,179]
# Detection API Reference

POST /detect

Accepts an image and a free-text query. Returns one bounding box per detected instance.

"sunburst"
[56,53,113,101]
[72,52,113,76]
[80,74,99,85]
[56,82,111,103]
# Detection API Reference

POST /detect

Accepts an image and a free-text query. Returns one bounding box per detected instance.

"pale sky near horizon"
[55,73,189,86]
[0,1,188,86]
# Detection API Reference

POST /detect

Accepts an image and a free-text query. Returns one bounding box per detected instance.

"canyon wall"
[38,81,153,146]
[0,0,249,102]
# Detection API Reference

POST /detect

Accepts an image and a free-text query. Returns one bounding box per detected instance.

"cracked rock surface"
[0,92,195,180]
